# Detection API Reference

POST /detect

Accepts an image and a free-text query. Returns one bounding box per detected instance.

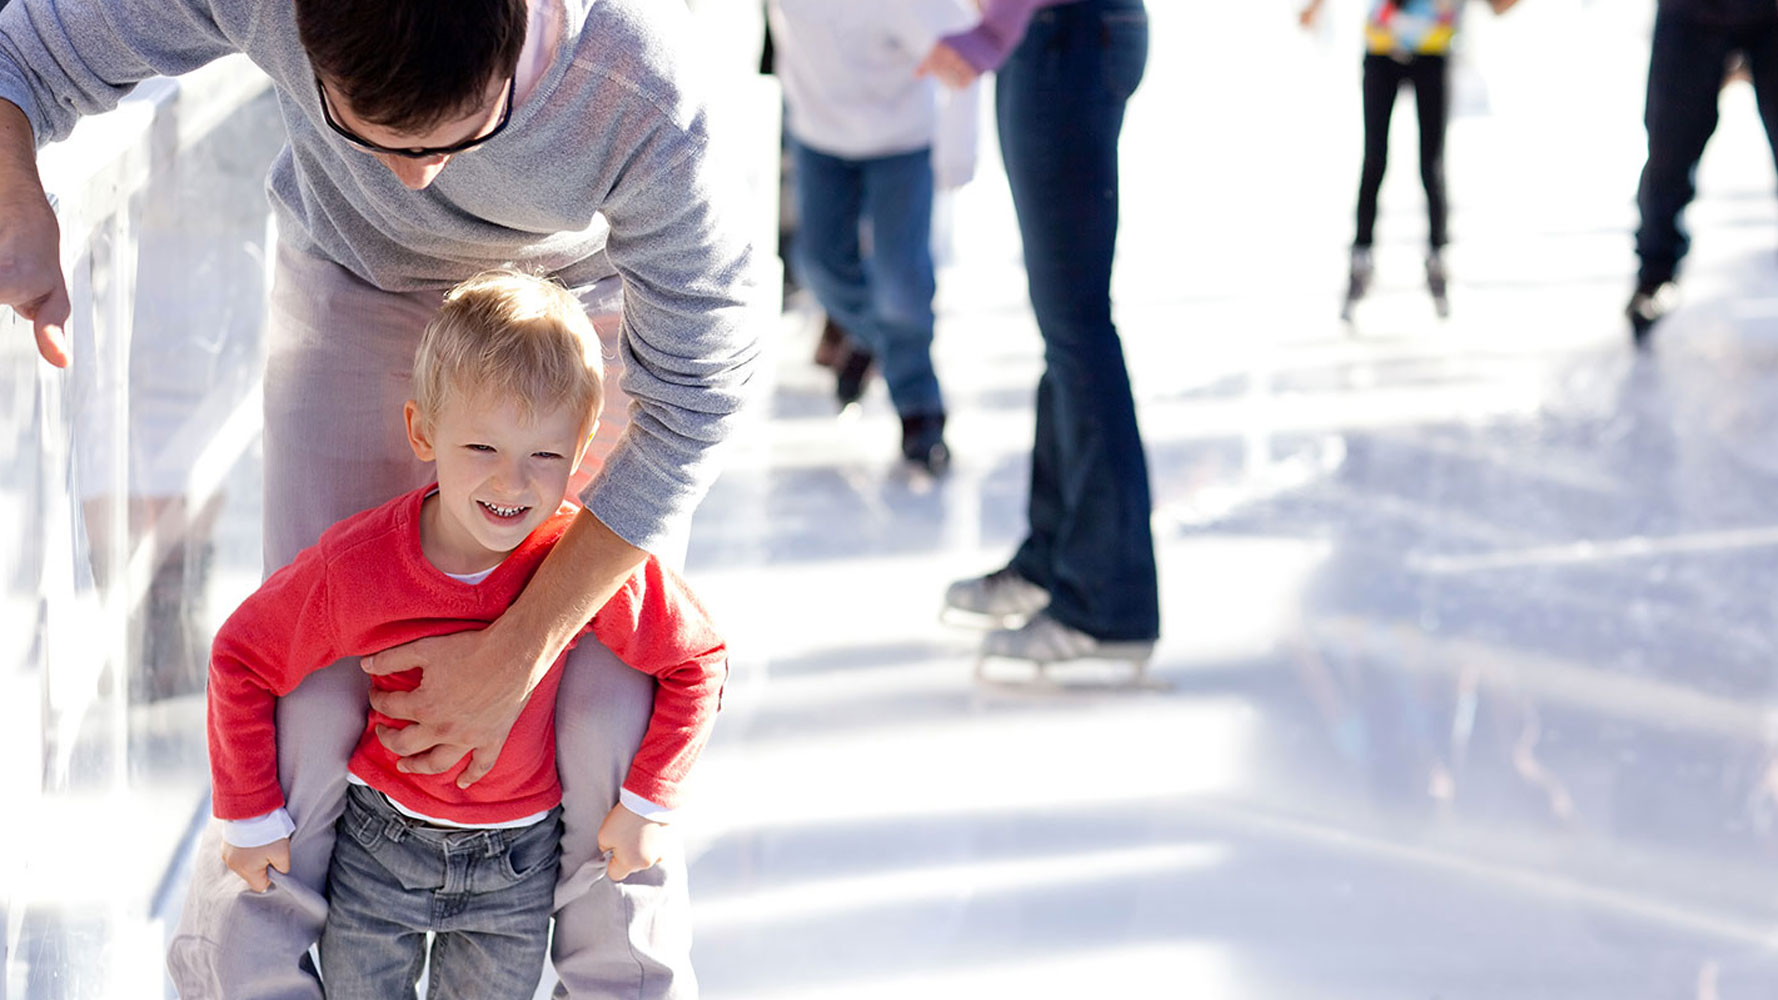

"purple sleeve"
[943,0,1079,73]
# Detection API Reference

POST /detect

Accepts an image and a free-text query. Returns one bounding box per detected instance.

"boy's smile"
[404,391,592,575]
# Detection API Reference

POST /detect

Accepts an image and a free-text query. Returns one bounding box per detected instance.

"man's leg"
[1636,6,1734,288]
[167,244,440,999]
[548,639,697,999]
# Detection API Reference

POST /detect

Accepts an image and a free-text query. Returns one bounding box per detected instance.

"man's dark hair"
[296,0,527,133]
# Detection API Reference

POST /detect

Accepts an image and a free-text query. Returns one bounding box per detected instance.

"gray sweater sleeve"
[581,93,765,554]
[0,0,243,144]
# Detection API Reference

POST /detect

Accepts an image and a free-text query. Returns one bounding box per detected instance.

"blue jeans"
[998,0,1158,642]
[790,140,944,417]
[319,784,563,999]
[1636,6,1778,286]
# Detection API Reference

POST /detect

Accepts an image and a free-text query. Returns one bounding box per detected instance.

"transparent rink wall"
[1,56,282,999]
[0,30,780,997]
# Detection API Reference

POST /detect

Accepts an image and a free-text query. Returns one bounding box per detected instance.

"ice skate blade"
[973,647,1163,692]
[940,605,1036,631]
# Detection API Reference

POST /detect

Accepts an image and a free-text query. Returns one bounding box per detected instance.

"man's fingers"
[374,721,435,756]
[455,745,500,788]
[29,280,70,368]
[394,741,471,776]
[360,647,420,676]
[367,686,420,721]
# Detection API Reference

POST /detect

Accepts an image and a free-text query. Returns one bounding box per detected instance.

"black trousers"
[1635,7,1778,287]
[1355,52,1450,251]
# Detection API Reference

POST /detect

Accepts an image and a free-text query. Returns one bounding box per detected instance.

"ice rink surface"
[670,2,1778,998]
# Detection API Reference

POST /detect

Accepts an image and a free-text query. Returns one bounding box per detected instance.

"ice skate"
[1627,280,1676,348]
[1426,249,1450,318]
[974,611,1155,687]
[942,566,1049,628]
[1341,246,1373,322]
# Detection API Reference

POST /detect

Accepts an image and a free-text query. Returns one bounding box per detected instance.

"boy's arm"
[591,559,728,812]
[208,546,345,821]
[588,559,727,880]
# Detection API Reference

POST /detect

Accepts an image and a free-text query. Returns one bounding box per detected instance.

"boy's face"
[404,390,593,571]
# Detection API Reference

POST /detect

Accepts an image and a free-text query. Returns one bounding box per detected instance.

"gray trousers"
[166,243,696,999]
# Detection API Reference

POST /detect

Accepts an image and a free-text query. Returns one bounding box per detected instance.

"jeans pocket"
[1100,11,1150,102]
[496,810,563,885]
[342,787,387,851]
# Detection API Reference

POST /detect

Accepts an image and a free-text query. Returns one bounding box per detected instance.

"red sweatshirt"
[207,486,727,825]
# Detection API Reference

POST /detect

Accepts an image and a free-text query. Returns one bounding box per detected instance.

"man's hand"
[222,837,291,893]
[365,510,647,788]
[363,624,547,788]
[0,101,71,368]
[598,803,670,882]
[916,41,980,90]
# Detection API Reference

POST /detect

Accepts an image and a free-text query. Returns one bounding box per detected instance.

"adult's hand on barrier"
[0,101,69,368]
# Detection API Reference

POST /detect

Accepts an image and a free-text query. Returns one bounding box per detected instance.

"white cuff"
[223,808,296,848]
[619,788,675,823]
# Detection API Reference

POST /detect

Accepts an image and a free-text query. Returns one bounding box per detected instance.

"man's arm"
[367,9,762,778]
[365,510,647,785]
[0,0,243,363]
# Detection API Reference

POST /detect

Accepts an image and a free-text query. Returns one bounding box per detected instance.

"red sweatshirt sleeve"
[590,559,728,810]
[207,545,346,820]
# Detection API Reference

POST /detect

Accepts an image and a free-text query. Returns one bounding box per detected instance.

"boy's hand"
[598,803,670,882]
[222,837,291,893]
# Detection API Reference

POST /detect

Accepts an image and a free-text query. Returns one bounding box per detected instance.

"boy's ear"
[403,400,437,462]
[569,422,598,473]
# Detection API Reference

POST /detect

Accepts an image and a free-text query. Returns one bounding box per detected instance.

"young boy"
[204,269,728,998]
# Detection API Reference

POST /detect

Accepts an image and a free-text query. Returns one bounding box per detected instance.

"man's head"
[404,269,604,568]
[297,0,527,189]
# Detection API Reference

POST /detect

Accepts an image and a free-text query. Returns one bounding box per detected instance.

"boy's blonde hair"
[412,269,604,430]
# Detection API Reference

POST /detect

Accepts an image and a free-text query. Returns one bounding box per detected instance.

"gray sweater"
[0,0,764,554]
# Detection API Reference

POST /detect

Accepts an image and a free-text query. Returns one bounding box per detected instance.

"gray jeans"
[166,243,696,999]
[321,785,562,1000]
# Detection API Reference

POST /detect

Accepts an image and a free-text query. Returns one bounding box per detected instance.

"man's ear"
[404,400,437,462]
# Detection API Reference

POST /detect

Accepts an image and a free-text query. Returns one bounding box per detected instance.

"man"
[0,0,761,996]
[1629,0,1778,346]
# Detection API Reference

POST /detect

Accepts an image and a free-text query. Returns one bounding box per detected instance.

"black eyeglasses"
[315,76,515,159]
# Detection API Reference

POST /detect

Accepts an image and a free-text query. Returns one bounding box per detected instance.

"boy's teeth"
[483,501,524,517]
